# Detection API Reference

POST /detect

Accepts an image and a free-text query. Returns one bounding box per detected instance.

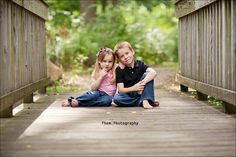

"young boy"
[113,41,159,109]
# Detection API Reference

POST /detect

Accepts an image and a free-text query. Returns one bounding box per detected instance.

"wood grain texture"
[176,0,236,106]
[0,0,47,96]
[0,90,235,157]
[177,74,236,105]
[175,0,218,18]
[11,0,48,20]
[0,0,48,117]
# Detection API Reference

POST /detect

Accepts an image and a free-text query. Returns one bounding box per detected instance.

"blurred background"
[46,0,178,71]
[45,0,178,93]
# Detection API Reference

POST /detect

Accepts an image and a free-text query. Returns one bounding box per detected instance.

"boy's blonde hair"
[92,47,116,83]
[114,41,134,59]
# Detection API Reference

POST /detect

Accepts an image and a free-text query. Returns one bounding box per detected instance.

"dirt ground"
[154,66,179,90]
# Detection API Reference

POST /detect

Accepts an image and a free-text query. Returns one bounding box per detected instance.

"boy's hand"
[137,80,146,94]
[139,80,146,86]
[133,80,145,92]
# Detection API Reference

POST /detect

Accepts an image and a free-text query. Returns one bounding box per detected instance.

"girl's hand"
[99,68,108,78]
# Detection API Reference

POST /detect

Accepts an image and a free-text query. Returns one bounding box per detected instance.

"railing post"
[196,91,208,101]
[0,106,13,118]
[223,102,236,114]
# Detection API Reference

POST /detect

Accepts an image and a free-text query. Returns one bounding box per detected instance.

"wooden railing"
[0,0,49,117]
[175,0,236,113]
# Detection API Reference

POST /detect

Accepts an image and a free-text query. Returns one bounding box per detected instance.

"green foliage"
[161,61,178,68]
[208,96,223,106]
[47,85,80,94]
[46,0,178,70]
[132,0,173,10]
[46,0,81,28]
[189,91,223,107]
[120,2,178,64]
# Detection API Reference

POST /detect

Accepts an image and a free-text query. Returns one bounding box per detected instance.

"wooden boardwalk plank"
[0,90,235,157]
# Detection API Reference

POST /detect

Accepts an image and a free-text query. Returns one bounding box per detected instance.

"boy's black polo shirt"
[116,60,148,88]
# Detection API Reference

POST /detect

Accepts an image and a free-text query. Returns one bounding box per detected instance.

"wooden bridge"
[0,89,235,156]
[0,0,48,118]
[0,0,235,156]
[175,0,236,112]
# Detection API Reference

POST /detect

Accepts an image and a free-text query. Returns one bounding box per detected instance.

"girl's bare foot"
[61,99,70,107]
[61,99,79,107]
[142,100,153,109]
[71,99,79,107]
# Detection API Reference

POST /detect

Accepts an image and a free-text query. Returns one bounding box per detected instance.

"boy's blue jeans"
[75,90,112,107]
[113,72,155,107]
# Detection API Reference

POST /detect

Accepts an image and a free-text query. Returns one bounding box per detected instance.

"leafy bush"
[46,1,178,70]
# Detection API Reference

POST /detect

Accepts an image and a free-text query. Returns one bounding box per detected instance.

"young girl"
[61,47,116,107]
[113,41,159,109]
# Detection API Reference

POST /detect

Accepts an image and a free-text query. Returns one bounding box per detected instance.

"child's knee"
[113,95,118,103]
[140,72,148,80]
[87,90,99,96]
[106,97,112,105]
[113,94,121,105]
[101,96,112,106]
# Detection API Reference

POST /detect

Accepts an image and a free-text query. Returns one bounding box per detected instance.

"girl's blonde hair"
[92,47,116,83]
[114,41,134,59]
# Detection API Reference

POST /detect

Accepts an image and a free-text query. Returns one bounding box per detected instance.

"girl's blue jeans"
[75,90,112,107]
[113,72,155,107]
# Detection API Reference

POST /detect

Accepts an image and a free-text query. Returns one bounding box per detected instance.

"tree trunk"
[101,0,107,12]
[80,0,96,23]
[112,0,119,5]
[101,0,119,12]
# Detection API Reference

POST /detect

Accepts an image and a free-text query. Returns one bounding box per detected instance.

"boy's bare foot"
[153,100,160,107]
[142,100,153,109]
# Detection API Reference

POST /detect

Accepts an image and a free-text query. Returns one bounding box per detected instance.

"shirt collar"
[134,60,139,68]
[125,60,139,69]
